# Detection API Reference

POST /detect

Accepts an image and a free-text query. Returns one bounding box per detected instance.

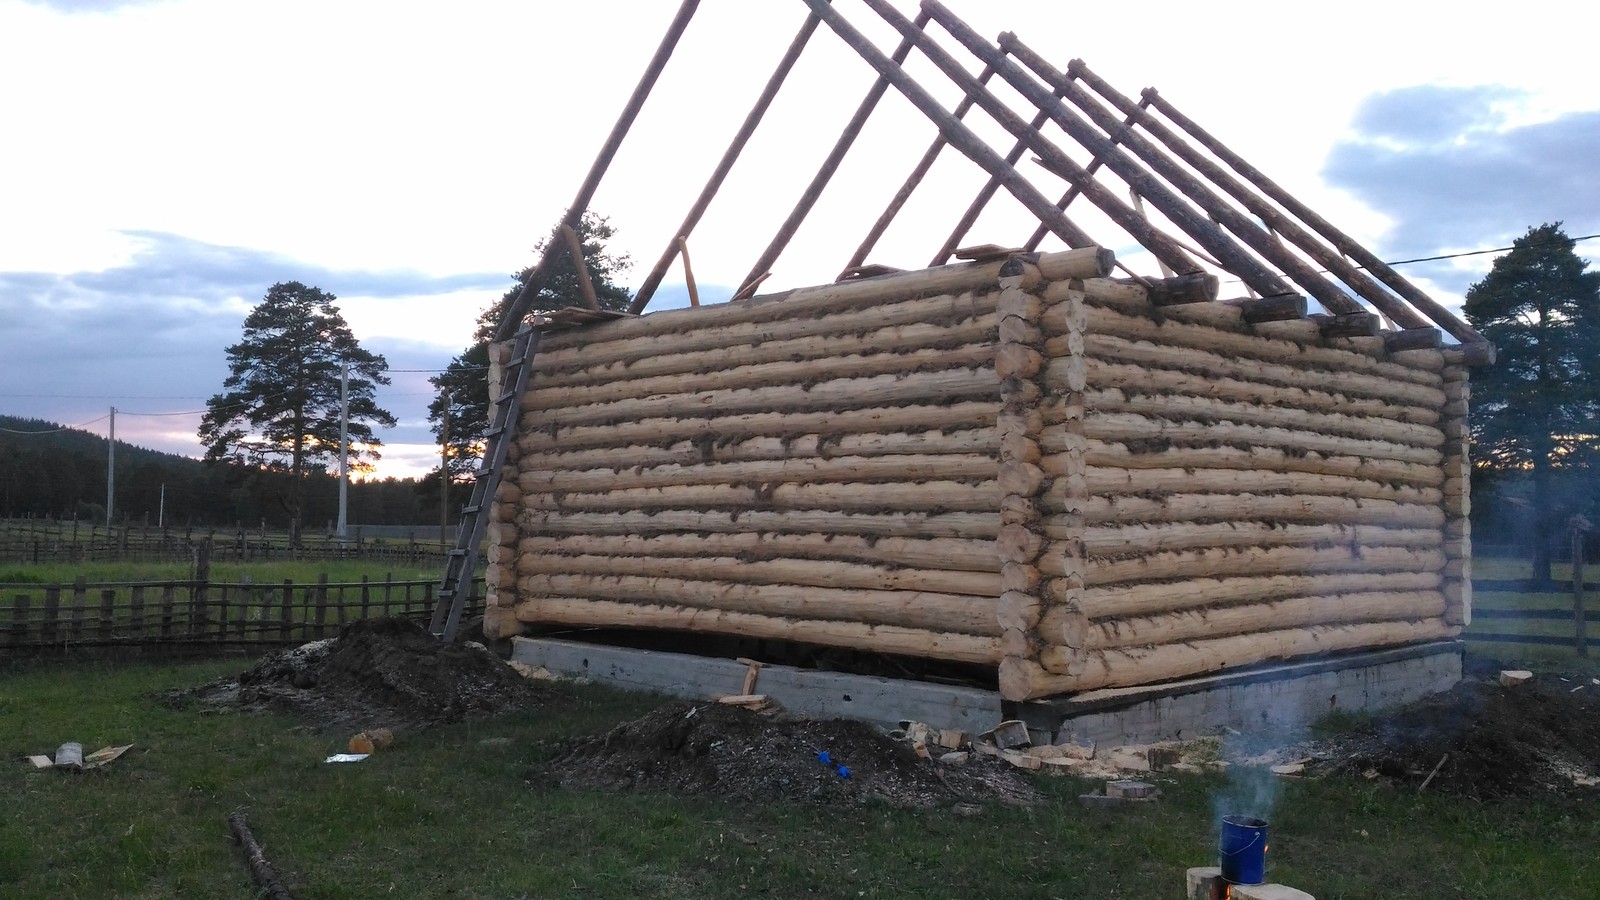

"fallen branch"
[1418,753,1449,793]
[228,811,296,900]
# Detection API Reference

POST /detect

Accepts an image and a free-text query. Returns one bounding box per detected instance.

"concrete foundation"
[511,636,1462,743]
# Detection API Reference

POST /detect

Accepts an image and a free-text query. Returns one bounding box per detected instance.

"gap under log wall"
[485,247,1469,702]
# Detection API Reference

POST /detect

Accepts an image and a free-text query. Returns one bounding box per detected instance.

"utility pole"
[105,406,115,526]
[337,359,349,546]
[158,483,165,528]
[440,391,451,546]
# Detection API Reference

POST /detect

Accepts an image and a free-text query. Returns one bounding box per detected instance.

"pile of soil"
[173,618,563,730]
[534,701,1039,810]
[1306,670,1600,800]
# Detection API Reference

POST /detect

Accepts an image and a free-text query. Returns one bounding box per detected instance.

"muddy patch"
[534,700,1039,810]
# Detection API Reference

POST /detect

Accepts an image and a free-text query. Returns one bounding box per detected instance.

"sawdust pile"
[171,618,565,729]
[535,701,1040,810]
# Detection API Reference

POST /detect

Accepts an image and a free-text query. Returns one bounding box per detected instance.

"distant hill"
[0,414,432,527]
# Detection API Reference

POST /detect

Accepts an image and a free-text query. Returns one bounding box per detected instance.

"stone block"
[1230,884,1315,900]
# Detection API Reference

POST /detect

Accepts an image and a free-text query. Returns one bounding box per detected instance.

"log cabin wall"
[487,246,1469,702]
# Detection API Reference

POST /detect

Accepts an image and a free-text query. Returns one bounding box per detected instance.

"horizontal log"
[1055,590,1445,650]
[1036,619,1457,687]
[1144,272,1220,306]
[1077,388,1443,451]
[517,453,995,494]
[1059,303,1445,388]
[1080,522,1443,556]
[1062,489,1447,529]
[515,552,1001,596]
[1385,327,1442,352]
[1073,330,1447,409]
[1067,413,1444,467]
[523,366,998,430]
[518,401,997,454]
[1083,438,1444,488]
[1065,570,1443,620]
[528,341,996,411]
[516,532,999,573]
[519,572,999,636]
[1064,467,1442,507]
[520,428,999,473]
[1229,293,1307,323]
[1070,279,1247,332]
[517,597,1002,665]
[533,299,997,386]
[521,508,999,540]
[1077,356,1440,426]
[1315,312,1382,338]
[535,247,1107,354]
[1079,544,1445,587]
[518,479,997,514]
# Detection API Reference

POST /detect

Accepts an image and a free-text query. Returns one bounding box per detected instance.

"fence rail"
[1,574,480,648]
[1467,578,1588,655]
[0,519,454,566]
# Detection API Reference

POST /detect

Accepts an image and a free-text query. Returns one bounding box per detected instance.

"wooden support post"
[315,574,330,637]
[236,575,252,641]
[559,224,601,311]
[360,575,372,621]
[677,236,700,307]
[279,580,294,642]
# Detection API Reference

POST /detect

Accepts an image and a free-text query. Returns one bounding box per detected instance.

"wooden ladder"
[429,323,543,640]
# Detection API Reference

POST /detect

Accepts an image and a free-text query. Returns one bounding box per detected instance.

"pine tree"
[424,214,630,495]
[199,282,396,531]
[1465,223,1600,580]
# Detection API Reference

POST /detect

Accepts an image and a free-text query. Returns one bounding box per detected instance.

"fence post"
[71,576,87,642]
[237,574,253,642]
[360,575,372,621]
[314,574,330,638]
[279,580,294,643]
[160,584,176,640]
[1574,523,1589,657]
[191,539,212,638]
[129,585,145,640]
[10,595,28,645]
[42,586,60,645]
[99,589,115,643]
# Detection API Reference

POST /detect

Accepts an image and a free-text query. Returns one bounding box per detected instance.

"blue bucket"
[1219,815,1268,885]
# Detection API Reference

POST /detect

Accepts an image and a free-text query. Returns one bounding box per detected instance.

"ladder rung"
[449,548,468,557]
[460,504,483,516]
[484,425,506,440]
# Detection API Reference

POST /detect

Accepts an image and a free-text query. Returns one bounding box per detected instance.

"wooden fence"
[1466,578,1589,656]
[0,519,452,566]
[1,574,482,649]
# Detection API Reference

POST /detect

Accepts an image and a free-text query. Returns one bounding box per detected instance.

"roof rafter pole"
[1139,88,1485,343]
[844,60,1002,274]
[916,1,1294,299]
[736,8,935,297]
[629,8,823,314]
[800,0,1100,256]
[497,0,702,339]
[930,62,1066,267]
[1042,52,1432,323]
[1001,37,1361,315]
[848,0,1194,274]
[1021,95,1149,254]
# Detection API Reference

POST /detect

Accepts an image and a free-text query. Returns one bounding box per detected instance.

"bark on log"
[518,402,997,454]
[1080,521,1443,556]
[521,508,999,540]
[1067,466,1440,506]
[518,572,999,635]
[1033,619,1456,689]
[1081,438,1444,488]
[529,342,996,412]
[533,247,1106,354]
[1072,331,1447,408]
[228,813,296,900]
[1065,490,1447,528]
[1076,356,1441,426]
[1078,544,1444,587]
[533,307,997,387]
[516,532,999,573]
[515,552,1001,596]
[524,366,998,430]
[1061,304,1445,388]
[1067,413,1444,467]
[1066,279,1247,333]
[1067,570,1441,619]
[515,596,1002,664]
[517,453,996,493]
[1054,590,1445,650]
[518,478,998,514]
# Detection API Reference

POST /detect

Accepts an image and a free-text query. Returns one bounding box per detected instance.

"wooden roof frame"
[495,0,1492,365]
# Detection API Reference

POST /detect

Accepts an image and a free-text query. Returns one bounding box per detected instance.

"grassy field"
[3,657,1599,899]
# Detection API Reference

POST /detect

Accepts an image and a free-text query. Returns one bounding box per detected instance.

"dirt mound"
[176,618,563,730]
[535,701,1039,809]
[1320,674,1600,799]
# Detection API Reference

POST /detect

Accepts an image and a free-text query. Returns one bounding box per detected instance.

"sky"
[2,0,1597,488]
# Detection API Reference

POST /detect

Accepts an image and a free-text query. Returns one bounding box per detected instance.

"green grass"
[4,658,1599,898]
